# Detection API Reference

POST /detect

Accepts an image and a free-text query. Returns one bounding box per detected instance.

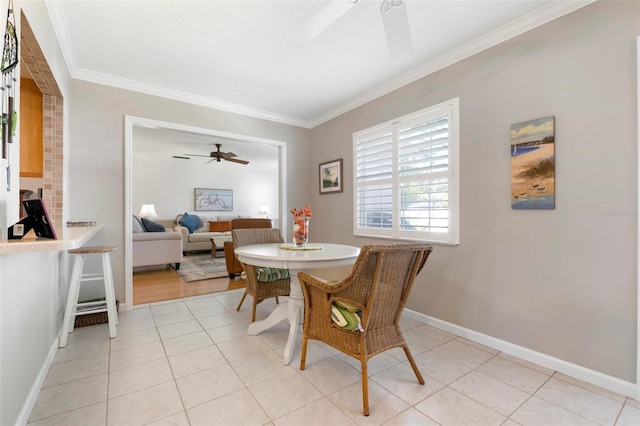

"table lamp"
[139,204,158,218]
[258,204,271,219]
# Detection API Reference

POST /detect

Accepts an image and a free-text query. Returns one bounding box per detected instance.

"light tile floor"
[28,289,640,425]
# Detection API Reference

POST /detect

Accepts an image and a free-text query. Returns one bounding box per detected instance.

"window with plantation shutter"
[353,98,459,245]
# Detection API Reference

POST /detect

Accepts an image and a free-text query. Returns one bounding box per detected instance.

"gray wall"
[67,80,312,303]
[310,1,639,382]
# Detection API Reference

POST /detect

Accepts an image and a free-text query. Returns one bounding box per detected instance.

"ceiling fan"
[180,143,249,165]
[290,0,413,61]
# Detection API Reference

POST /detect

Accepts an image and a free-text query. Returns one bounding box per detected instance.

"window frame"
[352,98,460,245]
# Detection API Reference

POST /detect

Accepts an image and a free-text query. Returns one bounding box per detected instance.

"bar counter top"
[0,224,104,255]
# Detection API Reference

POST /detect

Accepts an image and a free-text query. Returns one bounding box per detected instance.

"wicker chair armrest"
[241,263,259,283]
[297,272,347,294]
[298,271,368,317]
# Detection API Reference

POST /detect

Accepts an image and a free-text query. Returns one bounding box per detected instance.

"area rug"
[176,253,228,282]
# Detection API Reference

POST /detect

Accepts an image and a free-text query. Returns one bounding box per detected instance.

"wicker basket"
[74,298,119,328]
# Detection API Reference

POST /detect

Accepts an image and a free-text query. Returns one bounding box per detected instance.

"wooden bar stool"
[59,246,118,347]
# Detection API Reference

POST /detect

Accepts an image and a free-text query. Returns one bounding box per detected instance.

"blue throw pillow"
[141,218,166,232]
[178,212,201,233]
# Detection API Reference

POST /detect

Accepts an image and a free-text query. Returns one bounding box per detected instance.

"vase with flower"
[291,205,312,247]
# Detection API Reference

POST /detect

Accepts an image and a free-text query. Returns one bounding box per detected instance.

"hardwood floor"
[133,268,246,305]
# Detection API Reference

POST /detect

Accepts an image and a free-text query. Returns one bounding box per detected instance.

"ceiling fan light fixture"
[379,0,413,61]
[381,0,404,15]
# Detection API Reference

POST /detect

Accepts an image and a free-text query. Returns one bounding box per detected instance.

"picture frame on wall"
[510,116,555,210]
[195,188,233,211]
[319,159,343,194]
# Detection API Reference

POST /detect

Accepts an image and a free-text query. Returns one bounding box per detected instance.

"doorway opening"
[123,116,287,310]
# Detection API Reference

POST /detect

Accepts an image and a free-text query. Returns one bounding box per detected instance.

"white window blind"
[353,98,459,245]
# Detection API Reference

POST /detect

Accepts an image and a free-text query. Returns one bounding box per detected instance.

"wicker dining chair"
[233,228,291,322]
[298,243,433,416]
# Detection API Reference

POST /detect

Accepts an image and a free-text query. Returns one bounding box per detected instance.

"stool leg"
[60,255,84,348]
[68,274,82,333]
[67,255,85,334]
[103,252,118,325]
[102,252,117,338]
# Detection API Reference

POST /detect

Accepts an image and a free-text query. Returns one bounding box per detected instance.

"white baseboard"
[15,338,59,426]
[403,308,638,399]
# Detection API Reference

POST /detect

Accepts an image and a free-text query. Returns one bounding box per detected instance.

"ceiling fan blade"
[184,154,211,158]
[380,0,413,61]
[225,157,249,165]
[203,158,216,165]
[221,152,237,159]
[289,0,359,48]
[172,155,190,160]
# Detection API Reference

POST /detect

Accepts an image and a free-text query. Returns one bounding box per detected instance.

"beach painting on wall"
[510,116,555,209]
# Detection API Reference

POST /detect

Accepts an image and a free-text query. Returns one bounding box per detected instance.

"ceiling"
[46,0,592,128]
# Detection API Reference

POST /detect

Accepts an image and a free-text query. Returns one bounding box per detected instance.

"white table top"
[235,243,360,270]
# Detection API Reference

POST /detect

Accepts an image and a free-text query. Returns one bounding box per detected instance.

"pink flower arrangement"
[291,205,311,244]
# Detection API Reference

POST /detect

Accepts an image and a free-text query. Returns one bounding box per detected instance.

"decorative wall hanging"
[510,116,555,209]
[195,188,233,211]
[319,158,343,194]
[1,0,17,191]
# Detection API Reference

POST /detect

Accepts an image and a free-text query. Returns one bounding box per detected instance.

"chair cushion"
[333,300,361,312]
[331,301,362,331]
[178,213,202,233]
[324,281,364,331]
[256,267,290,282]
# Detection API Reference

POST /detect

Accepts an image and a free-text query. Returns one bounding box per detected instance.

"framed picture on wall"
[319,159,343,194]
[195,188,233,211]
[510,116,555,210]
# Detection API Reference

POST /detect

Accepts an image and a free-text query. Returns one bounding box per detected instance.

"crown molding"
[308,0,597,128]
[71,67,311,128]
[45,0,595,130]
[45,0,80,74]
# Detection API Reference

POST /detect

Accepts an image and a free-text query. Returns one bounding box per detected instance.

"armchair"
[223,218,272,278]
[232,228,290,322]
[298,243,433,416]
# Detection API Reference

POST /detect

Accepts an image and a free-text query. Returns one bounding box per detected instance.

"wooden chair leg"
[361,359,370,416]
[275,296,279,304]
[300,336,308,370]
[251,299,257,323]
[236,290,247,311]
[403,345,425,384]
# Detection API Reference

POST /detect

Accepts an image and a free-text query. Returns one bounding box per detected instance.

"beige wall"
[310,1,639,382]
[67,80,312,305]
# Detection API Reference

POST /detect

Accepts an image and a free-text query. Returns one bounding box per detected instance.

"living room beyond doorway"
[126,117,286,308]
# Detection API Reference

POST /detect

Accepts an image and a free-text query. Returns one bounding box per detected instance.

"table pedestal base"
[247,273,303,365]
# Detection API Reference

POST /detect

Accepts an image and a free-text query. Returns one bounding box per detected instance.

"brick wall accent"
[21,14,64,231]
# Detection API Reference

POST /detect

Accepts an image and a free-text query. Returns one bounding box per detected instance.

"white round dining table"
[235,242,360,365]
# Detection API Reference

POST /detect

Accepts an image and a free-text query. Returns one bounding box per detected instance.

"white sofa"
[155,214,240,255]
[132,216,183,269]
[132,231,183,269]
